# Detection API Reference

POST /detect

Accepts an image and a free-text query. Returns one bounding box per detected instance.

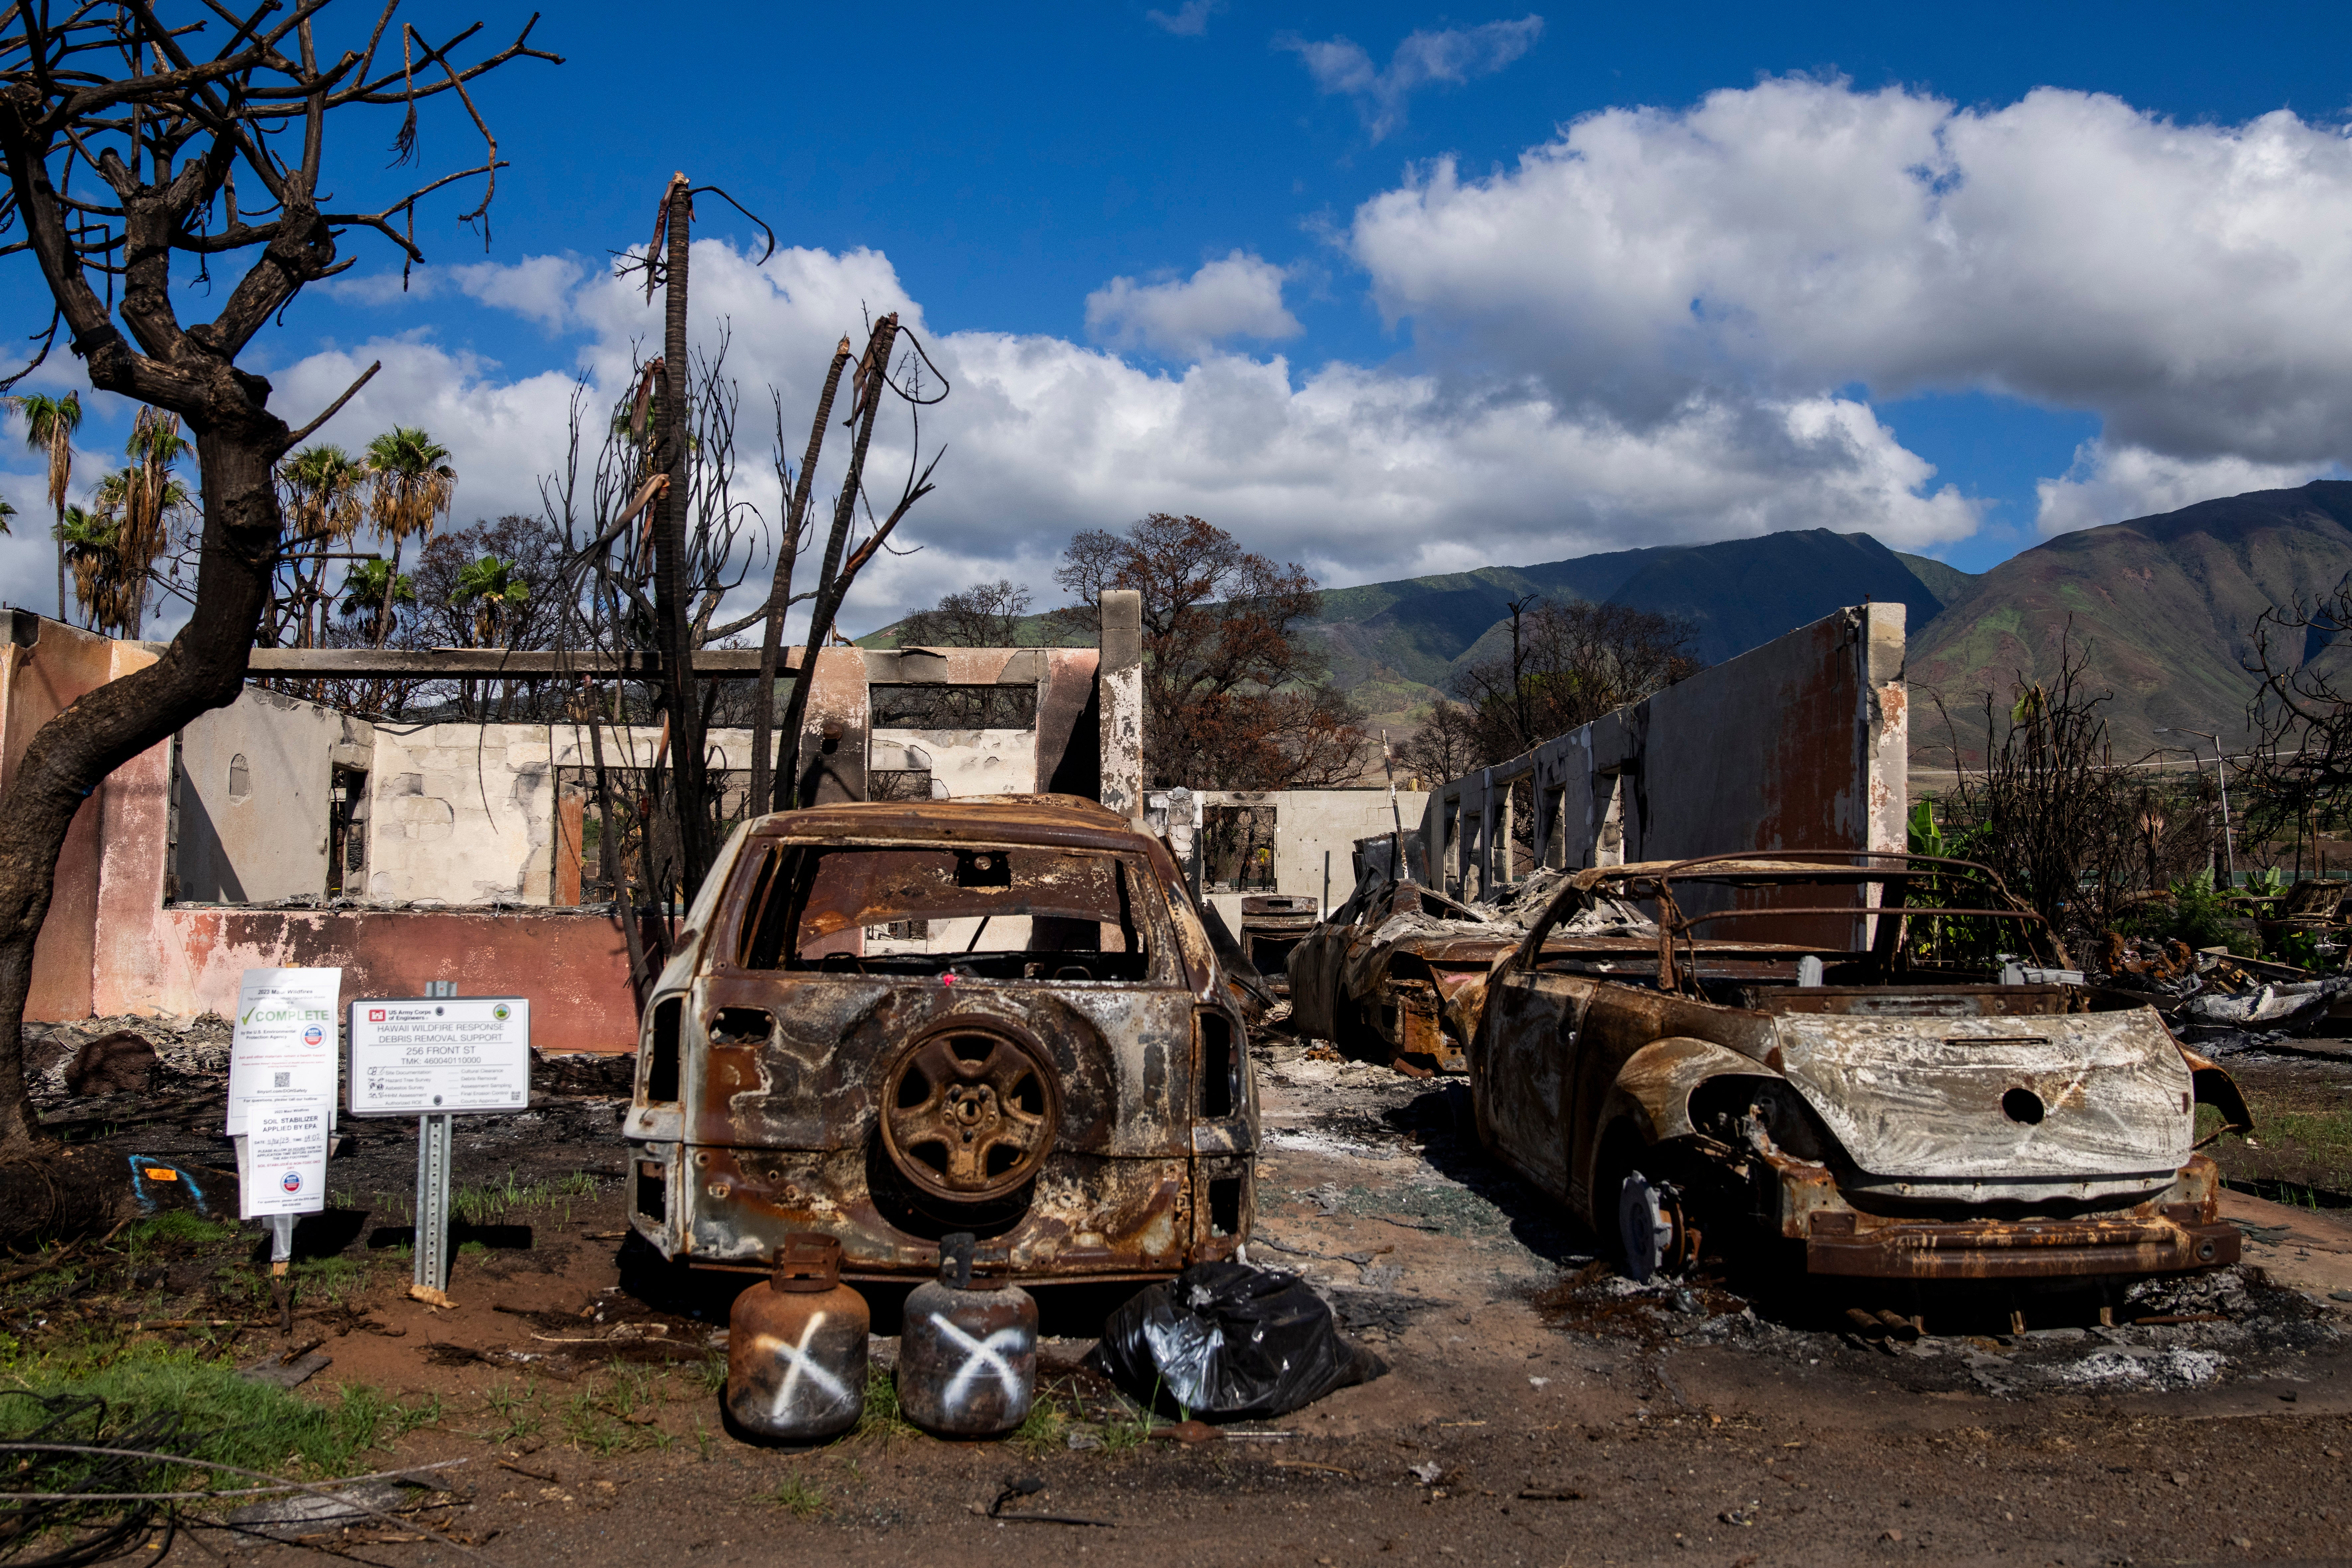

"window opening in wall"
[869,683,1039,729]
[1505,775,1536,884]
[560,766,760,905]
[1442,801,1462,897]
[327,765,368,897]
[1201,803,1278,893]
[1541,783,1569,871]
[1596,771,1627,868]
[227,753,251,802]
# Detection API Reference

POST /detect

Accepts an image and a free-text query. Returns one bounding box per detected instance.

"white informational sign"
[237,1100,333,1218]
[348,996,532,1116]
[226,967,341,1219]
[225,967,343,1138]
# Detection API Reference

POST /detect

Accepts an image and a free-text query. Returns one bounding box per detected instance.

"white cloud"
[2033,441,2330,536]
[1282,16,1543,142]
[242,240,1978,638]
[320,255,583,330]
[1147,0,1223,36]
[25,75,2352,633]
[1084,252,1303,358]
[1350,77,2352,469]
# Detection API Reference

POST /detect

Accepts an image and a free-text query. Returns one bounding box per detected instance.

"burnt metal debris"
[1461,851,2252,1284]
[625,794,1257,1284]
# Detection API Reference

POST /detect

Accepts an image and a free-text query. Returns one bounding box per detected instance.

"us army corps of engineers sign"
[347,996,532,1116]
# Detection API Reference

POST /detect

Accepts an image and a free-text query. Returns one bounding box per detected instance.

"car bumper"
[1804,1211,2239,1280]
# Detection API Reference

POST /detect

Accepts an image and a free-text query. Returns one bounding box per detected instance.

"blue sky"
[9,0,2352,632]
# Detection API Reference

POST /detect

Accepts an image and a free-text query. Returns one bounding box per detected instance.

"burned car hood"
[1771,1010,2195,1181]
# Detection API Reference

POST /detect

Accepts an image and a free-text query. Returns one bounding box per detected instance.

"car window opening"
[735,842,1156,982]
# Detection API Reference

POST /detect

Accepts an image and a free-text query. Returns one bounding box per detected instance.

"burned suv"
[625,795,1256,1282]
[1470,853,2251,1284]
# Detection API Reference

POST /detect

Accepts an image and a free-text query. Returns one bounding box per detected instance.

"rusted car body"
[1289,880,1516,1076]
[623,795,1257,1283]
[1469,853,2253,1284]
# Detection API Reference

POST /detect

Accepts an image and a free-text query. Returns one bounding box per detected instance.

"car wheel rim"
[881,1021,1061,1203]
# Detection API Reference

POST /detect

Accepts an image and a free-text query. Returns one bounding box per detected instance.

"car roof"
[747,793,1152,853]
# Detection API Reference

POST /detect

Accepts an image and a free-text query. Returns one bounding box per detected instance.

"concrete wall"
[103,905,638,1053]
[1146,787,1431,933]
[177,688,369,902]
[363,722,558,904]
[1420,603,1907,937]
[0,616,163,1020]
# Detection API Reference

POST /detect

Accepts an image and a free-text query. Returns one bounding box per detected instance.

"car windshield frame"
[718,836,1178,986]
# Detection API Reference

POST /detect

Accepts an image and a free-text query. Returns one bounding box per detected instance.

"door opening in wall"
[1201,803,1278,892]
[327,765,368,897]
[1540,783,1568,871]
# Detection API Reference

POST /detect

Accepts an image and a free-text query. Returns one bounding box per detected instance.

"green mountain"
[866,530,1980,735]
[1907,480,2352,765]
[1305,529,1963,729]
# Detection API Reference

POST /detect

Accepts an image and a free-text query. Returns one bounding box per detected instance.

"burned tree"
[1053,513,1368,790]
[1449,598,1700,766]
[542,230,947,990]
[2240,581,2352,869]
[0,2,556,1152]
[897,579,1033,648]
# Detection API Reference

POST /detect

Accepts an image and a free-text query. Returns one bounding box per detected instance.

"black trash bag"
[1096,1261,1387,1419]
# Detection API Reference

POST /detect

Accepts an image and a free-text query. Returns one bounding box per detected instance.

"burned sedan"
[1290,870,1655,1076]
[624,795,1257,1282]
[1469,853,2252,1284]
[1287,877,1501,1076]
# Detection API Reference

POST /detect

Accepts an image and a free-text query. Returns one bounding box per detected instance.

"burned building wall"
[176,688,368,903]
[1421,603,1908,922]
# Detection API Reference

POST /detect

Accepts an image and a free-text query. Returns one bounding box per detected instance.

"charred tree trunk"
[0,410,285,1152]
[771,315,900,809]
[750,338,852,816]
[652,174,711,895]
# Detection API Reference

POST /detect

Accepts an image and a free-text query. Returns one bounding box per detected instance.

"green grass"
[0,1345,366,1478]
[1013,1393,1066,1455]
[768,1472,826,1517]
[2204,1090,2352,1198]
[854,1365,914,1442]
[480,1378,543,1445]
[121,1212,238,1251]
[334,1384,442,1452]
[453,1170,601,1228]
[558,1370,674,1457]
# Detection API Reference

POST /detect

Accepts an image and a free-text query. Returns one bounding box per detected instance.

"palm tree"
[0,497,14,534]
[362,427,455,648]
[337,557,414,644]
[451,554,530,648]
[55,505,127,635]
[278,444,367,648]
[90,408,196,639]
[7,391,81,618]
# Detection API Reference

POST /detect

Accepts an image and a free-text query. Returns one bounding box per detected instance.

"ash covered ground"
[7,1014,2352,1566]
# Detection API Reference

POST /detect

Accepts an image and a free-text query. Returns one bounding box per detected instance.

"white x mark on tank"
[930,1313,1029,1410]
[763,1310,852,1418]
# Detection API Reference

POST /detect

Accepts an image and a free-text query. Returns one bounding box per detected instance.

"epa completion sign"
[348,996,531,1116]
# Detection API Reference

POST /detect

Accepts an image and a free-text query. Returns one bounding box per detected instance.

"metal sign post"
[346,981,531,1296]
[415,980,458,1293]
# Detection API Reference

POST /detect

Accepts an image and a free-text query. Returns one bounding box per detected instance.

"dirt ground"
[19,1018,2352,1567]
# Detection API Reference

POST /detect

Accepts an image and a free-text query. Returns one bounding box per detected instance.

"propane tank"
[726,1233,869,1442]
[897,1231,1037,1438]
